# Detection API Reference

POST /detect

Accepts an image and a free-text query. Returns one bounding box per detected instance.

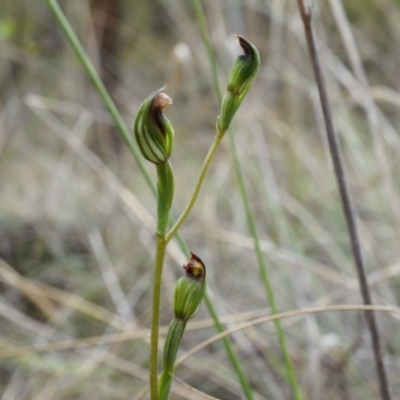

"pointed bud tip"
[234,34,252,58]
[183,252,206,280]
[218,35,260,132]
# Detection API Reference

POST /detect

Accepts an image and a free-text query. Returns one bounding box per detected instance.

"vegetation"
[1,0,400,399]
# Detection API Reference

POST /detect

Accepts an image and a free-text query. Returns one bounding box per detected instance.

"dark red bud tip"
[235,34,252,58]
[183,252,206,280]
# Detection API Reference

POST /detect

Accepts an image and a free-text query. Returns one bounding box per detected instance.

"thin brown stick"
[295,2,392,400]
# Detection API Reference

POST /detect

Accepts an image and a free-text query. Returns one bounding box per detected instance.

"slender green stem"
[158,318,186,400]
[150,235,167,400]
[45,0,156,197]
[157,162,174,236]
[193,1,302,399]
[166,133,224,242]
[150,163,174,399]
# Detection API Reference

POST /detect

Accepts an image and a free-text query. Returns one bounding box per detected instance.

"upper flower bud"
[173,252,206,322]
[134,88,174,164]
[218,35,260,132]
[227,35,260,97]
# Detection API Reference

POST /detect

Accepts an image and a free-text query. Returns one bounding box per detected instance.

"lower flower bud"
[173,253,206,322]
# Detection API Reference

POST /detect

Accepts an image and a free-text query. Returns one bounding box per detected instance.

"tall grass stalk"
[193,1,303,399]
[296,1,392,399]
[44,0,156,197]
[46,1,255,398]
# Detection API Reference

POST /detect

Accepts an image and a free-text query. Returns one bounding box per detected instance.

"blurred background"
[1,0,400,399]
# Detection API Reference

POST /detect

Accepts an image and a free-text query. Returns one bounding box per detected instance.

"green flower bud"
[134,88,174,164]
[218,35,260,132]
[173,252,206,322]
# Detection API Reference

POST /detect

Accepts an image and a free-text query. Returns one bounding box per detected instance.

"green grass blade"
[192,0,303,398]
[45,0,156,197]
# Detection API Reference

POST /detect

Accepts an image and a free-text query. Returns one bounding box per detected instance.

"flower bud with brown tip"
[134,88,174,164]
[218,35,260,132]
[173,252,206,322]
[158,253,206,400]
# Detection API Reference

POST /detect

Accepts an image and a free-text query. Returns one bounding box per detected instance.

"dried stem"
[296,2,392,400]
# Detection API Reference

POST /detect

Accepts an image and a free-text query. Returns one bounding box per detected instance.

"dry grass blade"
[176,304,400,367]
[0,258,134,331]
[173,375,222,400]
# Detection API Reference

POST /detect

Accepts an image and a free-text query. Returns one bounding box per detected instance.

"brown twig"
[295,1,392,400]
